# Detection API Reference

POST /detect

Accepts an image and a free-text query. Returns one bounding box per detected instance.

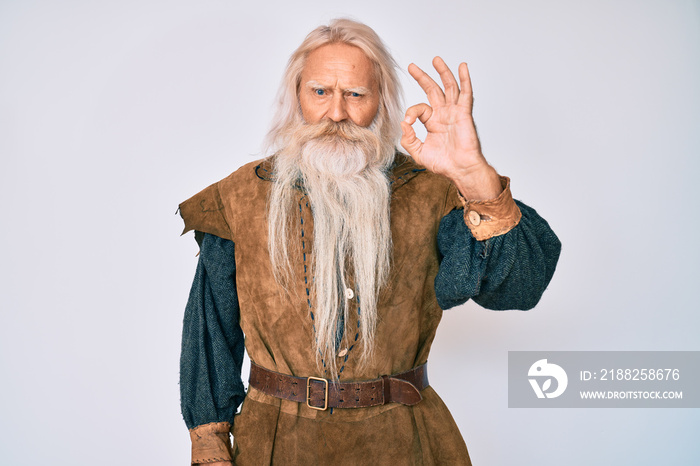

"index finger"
[408,63,445,108]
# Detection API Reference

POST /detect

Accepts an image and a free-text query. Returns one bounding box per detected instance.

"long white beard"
[268,119,395,379]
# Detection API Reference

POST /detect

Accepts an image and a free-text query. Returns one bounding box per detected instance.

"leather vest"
[179,154,472,465]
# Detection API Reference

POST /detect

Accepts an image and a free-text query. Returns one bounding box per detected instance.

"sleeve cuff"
[458,176,522,241]
[189,422,233,464]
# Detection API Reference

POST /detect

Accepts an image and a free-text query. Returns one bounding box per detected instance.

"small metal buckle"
[306,376,329,411]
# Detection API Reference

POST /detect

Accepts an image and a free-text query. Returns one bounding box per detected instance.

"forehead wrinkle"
[302,45,377,90]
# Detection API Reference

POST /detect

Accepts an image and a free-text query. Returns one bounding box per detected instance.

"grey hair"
[264,18,404,155]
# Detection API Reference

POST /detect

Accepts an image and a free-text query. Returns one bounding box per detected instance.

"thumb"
[400,121,423,161]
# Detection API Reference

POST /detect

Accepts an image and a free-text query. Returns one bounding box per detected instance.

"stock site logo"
[528,359,568,399]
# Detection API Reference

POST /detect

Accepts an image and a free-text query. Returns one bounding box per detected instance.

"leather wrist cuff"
[189,421,233,464]
[459,176,521,241]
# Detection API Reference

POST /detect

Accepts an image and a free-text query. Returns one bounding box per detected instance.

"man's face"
[299,43,380,128]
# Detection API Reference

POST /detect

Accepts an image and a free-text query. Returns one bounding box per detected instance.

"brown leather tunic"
[180,154,475,465]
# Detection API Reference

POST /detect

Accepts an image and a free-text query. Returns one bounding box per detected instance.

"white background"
[1,0,699,464]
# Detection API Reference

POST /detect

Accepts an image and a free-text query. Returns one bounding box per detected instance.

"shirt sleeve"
[180,233,246,463]
[435,199,561,311]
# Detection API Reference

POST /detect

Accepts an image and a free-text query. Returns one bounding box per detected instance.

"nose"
[327,94,348,122]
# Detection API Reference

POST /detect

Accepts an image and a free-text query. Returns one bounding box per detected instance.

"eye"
[350,92,361,97]
[315,89,325,96]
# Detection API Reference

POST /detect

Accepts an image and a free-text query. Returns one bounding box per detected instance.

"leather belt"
[249,362,429,411]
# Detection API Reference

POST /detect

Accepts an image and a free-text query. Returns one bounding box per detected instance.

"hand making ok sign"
[400,57,502,200]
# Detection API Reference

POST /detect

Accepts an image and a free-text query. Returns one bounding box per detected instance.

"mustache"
[293,119,376,144]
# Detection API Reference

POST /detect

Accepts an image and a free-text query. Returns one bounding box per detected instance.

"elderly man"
[179,18,560,465]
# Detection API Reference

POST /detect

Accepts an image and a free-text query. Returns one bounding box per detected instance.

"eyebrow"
[304,80,371,94]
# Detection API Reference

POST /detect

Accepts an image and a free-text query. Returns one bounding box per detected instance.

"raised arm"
[436,200,561,311]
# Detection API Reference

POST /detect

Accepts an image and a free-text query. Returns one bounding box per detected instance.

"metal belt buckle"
[306,376,329,411]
